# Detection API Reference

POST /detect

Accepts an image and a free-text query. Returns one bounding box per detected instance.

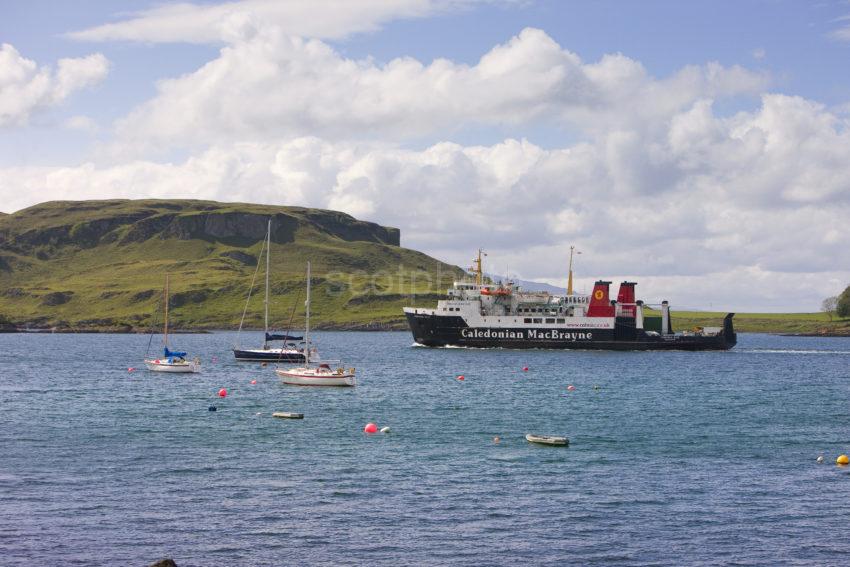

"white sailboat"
[144,274,201,373]
[233,219,305,362]
[275,262,356,387]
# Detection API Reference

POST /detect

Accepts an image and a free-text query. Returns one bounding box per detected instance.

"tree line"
[822,284,850,320]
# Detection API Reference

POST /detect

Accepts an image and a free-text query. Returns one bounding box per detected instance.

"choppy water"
[1,331,850,566]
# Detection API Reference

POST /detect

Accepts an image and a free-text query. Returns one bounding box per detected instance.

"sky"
[1,0,850,311]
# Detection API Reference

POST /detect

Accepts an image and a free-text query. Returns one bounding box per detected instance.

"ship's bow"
[403,307,440,346]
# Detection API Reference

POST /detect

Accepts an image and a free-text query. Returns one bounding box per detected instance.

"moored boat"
[526,434,569,446]
[144,274,201,373]
[278,363,356,387]
[275,261,356,387]
[233,219,306,363]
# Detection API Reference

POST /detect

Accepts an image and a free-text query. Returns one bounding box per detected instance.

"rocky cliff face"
[0,200,400,253]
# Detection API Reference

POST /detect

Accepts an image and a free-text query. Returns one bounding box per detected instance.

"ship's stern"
[723,313,737,349]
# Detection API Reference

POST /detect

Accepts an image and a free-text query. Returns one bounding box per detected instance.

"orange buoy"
[567,385,576,391]
[364,423,378,434]
[218,388,227,398]
[522,366,529,372]
[250,380,257,385]
[127,367,135,372]
[457,375,465,381]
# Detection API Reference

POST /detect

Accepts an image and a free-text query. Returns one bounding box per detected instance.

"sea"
[1,331,850,566]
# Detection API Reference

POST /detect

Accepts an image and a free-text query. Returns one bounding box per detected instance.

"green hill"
[0,199,464,331]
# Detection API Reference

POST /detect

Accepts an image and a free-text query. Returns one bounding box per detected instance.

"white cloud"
[829,14,850,41]
[111,27,767,154]
[0,44,109,127]
[3,87,849,310]
[64,115,99,132]
[67,0,485,44]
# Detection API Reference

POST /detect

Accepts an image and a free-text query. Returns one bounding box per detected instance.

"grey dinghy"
[526,434,569,446]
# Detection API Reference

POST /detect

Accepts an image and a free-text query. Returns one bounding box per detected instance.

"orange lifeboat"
[480,286,511,297]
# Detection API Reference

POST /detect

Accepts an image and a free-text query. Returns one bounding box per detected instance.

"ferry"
[403,249,736,351]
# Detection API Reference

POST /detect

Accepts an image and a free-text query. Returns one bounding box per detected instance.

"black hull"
[405,312,736,351]
[233,349,306,362]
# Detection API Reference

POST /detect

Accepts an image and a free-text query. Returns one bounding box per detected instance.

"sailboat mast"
[164,273,169,347]
[263,219,270,348]
[305,261,311,365]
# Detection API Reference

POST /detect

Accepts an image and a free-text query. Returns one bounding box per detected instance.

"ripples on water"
[1,332,850,566]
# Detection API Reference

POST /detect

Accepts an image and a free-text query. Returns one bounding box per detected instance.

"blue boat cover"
[266,333,303,342]
[164,347,187,358]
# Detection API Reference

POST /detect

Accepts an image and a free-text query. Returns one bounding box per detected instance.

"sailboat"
[144,274,201,373]
[275,262,356,387]
[233,219,306,362]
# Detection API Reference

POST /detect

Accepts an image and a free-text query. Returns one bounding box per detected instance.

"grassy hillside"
[0,199,464,331]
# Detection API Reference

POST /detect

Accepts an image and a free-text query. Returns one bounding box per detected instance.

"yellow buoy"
[837,454,849,465]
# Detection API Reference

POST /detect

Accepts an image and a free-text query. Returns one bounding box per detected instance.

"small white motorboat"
[525,434,569,446]
[276,363,355,387]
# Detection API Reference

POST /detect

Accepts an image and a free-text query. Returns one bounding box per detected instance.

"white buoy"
[380,426,391,433]
[817,455,824,463]
[272,412,304,419]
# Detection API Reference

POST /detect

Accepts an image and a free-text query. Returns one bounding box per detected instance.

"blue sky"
[1,0,850,310]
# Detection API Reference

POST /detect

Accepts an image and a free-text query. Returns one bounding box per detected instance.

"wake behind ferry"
[403,249,736,351]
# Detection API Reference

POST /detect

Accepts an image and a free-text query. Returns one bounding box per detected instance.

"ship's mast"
[567,246,575,295]
[304,261,311,365]
[263,219,270,348]
[163,273,169,348]
[472,248,485,287]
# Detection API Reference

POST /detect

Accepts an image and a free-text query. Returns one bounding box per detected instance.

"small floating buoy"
[272,412,304,419]
[493,436,500,444]
[457,375,465,381]
[817,455,825,463]
[593,385,600,391]
[250,380,257,384]
[522,366,529,372]
[212,356,218,363]
[127,367,135,372]
[837,454,849,465]
[364,423,378,434]
[567,385,576,391]
[380,426,391,434]
[218,388,227,398]
[208,406,217,412]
